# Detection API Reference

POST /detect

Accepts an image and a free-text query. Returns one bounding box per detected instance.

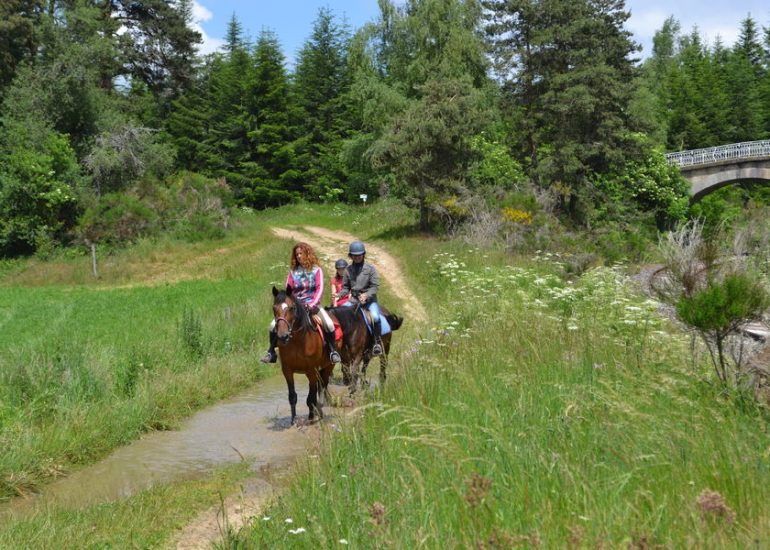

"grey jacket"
[339,262,379,304]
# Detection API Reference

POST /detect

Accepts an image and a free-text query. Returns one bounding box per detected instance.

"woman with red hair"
[261,242,341,364]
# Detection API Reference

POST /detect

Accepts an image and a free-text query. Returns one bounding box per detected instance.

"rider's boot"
[260,331,278,363]
[372,318,383,356]
[324,329,341,364]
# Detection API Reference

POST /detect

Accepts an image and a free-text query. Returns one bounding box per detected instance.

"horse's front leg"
[307,371,321,421]
[361,353,371,389]
[283,368,297,425]
[379,335,391,387]
[347,357,359,394]
[319,366,332,407]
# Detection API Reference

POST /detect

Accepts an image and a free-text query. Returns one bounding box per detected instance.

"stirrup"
[330,350,341,364]
[260,349,277,363]
[372,342,383,356]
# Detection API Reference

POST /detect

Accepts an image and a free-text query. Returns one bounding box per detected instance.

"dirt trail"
[174,229,424,549]
[271,226,427,323]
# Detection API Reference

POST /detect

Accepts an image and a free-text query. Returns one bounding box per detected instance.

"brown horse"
[329,304,403,392]
[270,286,334,424]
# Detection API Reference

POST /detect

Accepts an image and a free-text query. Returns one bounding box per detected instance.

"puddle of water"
[1,374,343,519]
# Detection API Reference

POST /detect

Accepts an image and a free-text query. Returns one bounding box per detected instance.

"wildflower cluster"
[501,207,533,225]
[428,251,681,345]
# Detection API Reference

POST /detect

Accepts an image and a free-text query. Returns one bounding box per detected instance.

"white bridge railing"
[666,140,770,168]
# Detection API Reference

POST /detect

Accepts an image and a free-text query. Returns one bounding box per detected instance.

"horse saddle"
[313,314,344,343]
[358,308,391,335]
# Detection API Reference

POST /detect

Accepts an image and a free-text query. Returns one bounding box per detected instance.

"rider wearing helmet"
[337,240,384,356]
[330,259,349,307]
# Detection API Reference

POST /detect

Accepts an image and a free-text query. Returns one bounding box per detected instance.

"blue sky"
[191,1,770,63]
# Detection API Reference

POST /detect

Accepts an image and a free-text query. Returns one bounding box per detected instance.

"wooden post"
[90,242,99,279]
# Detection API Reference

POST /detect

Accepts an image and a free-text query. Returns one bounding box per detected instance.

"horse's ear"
[285,286,293,297]
[272,286,279,297]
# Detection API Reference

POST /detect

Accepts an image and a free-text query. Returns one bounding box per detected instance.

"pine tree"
[240,31,298,207]
[484,0,640,220]
[0,0,45,93]
[726,16,766,142]
[292,8,353,199]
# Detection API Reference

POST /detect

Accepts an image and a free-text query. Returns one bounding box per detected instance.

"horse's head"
[271,286,297,344]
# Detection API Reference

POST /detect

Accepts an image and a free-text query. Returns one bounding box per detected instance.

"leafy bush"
[658,221,770,388]
[78,192,159,245]
[77,172,232,245]
[0,130,83,256]
[84,124,175,194]
[676,274,770,334]
[676,273,769,385]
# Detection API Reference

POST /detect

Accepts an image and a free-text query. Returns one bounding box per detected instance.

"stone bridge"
[666,140,770,202]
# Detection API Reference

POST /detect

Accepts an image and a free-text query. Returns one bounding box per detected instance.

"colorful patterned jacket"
[286,266,323,309]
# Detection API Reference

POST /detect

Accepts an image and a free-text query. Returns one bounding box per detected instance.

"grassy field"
[0,201,416,503]
[2,201,770,548]
[233,248,770,548]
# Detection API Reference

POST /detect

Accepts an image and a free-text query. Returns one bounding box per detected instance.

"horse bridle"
[274,299,302,340]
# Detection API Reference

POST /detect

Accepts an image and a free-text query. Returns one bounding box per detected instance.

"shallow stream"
[1,374,337,519]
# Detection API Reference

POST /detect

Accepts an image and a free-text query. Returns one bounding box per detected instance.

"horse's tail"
[385,311,403,331]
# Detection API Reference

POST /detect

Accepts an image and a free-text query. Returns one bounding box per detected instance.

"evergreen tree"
[726,16,766,142]
[352,0,492,228]
[292,8,353,199]
[0,0,45,93]
[484,0,640,221]
[241,31,298,206]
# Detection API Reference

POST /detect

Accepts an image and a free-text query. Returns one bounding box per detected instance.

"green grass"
[4,200,770,547]
[0,200,419,501]
[0,462,253,549]
[234,248,770,548]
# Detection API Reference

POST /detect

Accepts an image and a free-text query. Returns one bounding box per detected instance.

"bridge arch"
[666,141,770,202]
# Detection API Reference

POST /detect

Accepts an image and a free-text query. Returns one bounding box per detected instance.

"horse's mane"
[274,291,314,332]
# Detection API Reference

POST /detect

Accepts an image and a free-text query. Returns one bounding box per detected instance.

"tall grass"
[237,250,770,548]
[0,200,419,502]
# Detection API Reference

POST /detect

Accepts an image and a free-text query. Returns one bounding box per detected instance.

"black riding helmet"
[335,259,348,269]
[348,240,366,256]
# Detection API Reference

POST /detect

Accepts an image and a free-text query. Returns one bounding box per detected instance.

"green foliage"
[592,140,690,229]
[78,192,159,245]
[0,129,83,256]
[467,133,524,189]
[85,124,176,194]
[179,307,205,358]
[292,8,353,198]
[77,172,232,246]
[676,273,770,333]
[372,77,489,230]
[485,0,641,222]
[0,0,44,92]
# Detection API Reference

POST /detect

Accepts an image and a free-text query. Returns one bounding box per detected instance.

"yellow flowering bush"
[501,207,533,225]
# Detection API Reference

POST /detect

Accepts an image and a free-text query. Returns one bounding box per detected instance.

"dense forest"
[3,0,770,259]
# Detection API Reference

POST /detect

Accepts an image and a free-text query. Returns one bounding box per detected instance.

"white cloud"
[191,1,225,55]
[626,9,669,38]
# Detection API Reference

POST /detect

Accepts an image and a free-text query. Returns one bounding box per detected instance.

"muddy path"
[172,228,426,548]
[271,226,427,323]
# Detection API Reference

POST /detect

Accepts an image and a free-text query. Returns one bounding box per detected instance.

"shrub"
[676,273,769,385]
[658,221,770,388]
[78,192,159,245]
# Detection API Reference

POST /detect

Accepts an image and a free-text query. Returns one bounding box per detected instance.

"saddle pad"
[333,319,343,343]
[360,309,391,336]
